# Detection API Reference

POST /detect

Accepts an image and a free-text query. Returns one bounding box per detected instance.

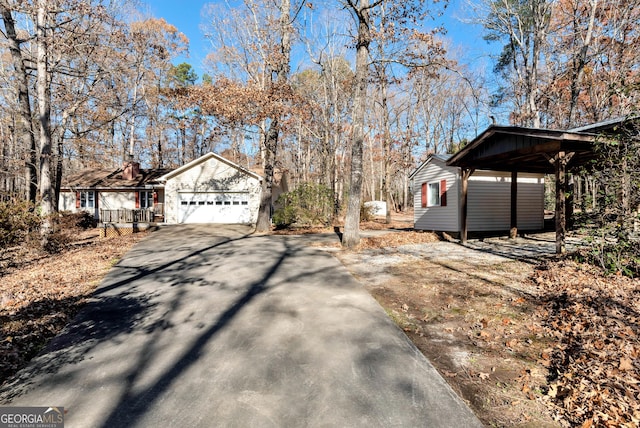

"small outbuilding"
[410,154,545,235]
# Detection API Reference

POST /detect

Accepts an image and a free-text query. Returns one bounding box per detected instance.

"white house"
[59,152,263,225]
[410,154,545,234]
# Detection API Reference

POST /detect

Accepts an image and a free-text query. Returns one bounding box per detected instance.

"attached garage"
[162,153,262,225]
[178,192,252,224]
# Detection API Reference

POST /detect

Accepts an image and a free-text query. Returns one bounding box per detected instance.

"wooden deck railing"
[100,208,155,223]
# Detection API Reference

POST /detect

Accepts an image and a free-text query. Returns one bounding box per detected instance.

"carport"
[446,125,598,254]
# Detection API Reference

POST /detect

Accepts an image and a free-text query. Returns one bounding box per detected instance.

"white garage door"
[178,192,251,224]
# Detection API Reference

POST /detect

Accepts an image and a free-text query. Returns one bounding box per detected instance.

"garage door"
[178,192,251,224]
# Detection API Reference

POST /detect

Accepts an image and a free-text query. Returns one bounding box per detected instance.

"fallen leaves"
[354,231,440,250]
[0,232,146,386]
[533,259,640,427]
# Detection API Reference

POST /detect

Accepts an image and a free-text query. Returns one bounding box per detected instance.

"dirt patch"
[337,242,559,427]
[336,223,640,427]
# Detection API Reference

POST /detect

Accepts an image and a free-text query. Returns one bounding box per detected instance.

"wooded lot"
[0,0,637,246]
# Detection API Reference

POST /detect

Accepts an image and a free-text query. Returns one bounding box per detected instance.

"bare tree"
[0,2,37,202]
[479,0,552,127]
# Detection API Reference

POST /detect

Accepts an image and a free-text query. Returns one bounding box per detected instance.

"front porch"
[99,203,164,224]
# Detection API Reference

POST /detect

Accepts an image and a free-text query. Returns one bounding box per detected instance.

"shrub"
[42,211,97,253]
[0,198,41,249]
[273,182,333,228]
[360,203,375,222]
[574,119,640,277]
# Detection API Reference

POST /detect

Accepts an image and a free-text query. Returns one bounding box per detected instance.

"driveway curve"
[1,225,482,428]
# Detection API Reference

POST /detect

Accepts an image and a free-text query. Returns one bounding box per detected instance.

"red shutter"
[76,191,81,209]
[440,179,447,207]
[421,183,427,208]
[135,192,140,209]
[153,191,158,206]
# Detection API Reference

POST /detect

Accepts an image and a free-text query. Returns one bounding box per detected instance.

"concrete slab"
[1,225,483,427]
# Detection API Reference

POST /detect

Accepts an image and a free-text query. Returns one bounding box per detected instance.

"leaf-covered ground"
[0,231,146,386]
[534,260,640,427]
[2,220,639,427]
[338,230,640,427]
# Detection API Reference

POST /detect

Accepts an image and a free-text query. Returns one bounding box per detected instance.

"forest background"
[0,0,638,243]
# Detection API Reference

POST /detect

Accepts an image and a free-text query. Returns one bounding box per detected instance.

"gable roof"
[409,153,454,179]
[62,167,173,190]
[159,152,262,182]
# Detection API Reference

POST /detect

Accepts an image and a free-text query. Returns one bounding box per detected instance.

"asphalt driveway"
[0,225,482,427]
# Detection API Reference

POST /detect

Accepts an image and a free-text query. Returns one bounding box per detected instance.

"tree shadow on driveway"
[2,225,483,428]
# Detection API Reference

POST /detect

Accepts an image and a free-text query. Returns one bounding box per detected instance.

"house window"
[428,182,441,206]
[80,191,95,209]
[426,179,447,207]
[140,191,154,209]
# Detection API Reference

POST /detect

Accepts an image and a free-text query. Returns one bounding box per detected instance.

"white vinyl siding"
[412,158,459,232]
[467,181,544,231]
[412,155,544,233]
[100,192,136,210]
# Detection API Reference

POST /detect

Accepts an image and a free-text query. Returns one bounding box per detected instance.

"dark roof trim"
[60,185,164,191]
[446,125,595,168]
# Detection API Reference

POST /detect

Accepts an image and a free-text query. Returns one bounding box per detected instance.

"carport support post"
[555,152,568,254]
[510,171,518,239]
[460,168,473,244]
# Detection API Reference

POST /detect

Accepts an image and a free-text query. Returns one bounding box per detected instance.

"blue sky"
[145,0,497,81]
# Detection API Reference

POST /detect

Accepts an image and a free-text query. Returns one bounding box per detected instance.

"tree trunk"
[54,134,64,211]
[380,68,392,224]
[256,119,278,232]
[567,0,597,126]
[343,0,371,248]
[1,5,38,203]
[255,0,292,233]
[37,0,54,240]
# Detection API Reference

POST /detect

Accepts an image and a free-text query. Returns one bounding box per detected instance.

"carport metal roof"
[446,126,597,174]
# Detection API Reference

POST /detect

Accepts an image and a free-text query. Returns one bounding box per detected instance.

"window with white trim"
[428,182,441,206]
[80,191,95,209]
[140,191,154,208]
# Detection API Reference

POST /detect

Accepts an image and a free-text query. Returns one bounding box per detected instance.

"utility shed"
[410,154,545,234]
[446,125,598,253]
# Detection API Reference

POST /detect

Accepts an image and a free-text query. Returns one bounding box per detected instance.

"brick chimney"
[123,161,140,180]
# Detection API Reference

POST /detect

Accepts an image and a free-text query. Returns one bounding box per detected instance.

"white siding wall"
[468,181,544,231]
[164,156,262,224]
[59,191,76,212]
[516,183,544,230]
[58,190,100,219]
[413,158,459,232]
[100,192,136,210]
[412,158,545,233]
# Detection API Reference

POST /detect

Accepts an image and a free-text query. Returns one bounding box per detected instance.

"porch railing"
[100,208,155,223]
